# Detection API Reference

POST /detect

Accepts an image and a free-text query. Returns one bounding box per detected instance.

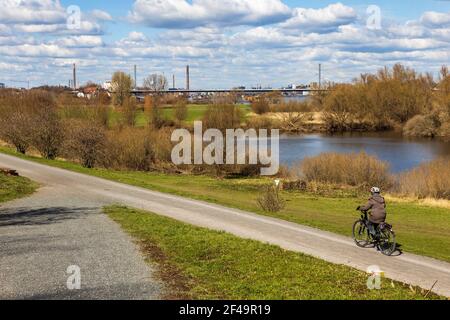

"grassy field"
[0,174,37,203]
[108,104,253,127]
[2,146,449,262]
[105,206,441,300]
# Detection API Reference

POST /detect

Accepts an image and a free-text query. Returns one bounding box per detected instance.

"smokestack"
[134,65,137,89]
[73,63,77,90]
[186,65,190,90]
[173,74,176,89]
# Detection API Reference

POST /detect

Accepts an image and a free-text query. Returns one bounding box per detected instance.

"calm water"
[279,132,450,173]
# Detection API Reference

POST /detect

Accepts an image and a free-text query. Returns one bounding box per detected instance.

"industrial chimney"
[73,63,77,90]
[186,65,190,91]
[134,65,137,89]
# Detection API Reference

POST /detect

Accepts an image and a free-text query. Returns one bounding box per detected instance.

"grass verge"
[2,146,449,262]
[0,174,37,203]
[105,205,443,300]
[109,104,253,127]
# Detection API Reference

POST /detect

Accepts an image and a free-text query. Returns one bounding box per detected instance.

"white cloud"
[0,61,32,71]
[53,35,104,48]
[90,9,113,22]
[128,0,292,28]
[420,11,450,28]
[0,1,109,36]
[128,31,148,42]
[0,43,73,58]
[280,3,357,32]
[0,0,66,24]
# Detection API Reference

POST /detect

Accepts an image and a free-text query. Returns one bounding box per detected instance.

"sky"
[0,0,449,89]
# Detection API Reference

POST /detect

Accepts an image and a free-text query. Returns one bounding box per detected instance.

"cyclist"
[357,187,387,239]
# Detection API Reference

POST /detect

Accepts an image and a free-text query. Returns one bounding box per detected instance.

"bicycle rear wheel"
[378,228,396,256]
[353,220,371,248]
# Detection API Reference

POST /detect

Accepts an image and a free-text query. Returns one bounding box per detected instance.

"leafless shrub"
[147,127,174,164]
[0,104,34,154]
[322,84,357,132]
[64,119,107,168]
[257,185,286,212]
[31,104,64,160]
[438,120,450,141]
[395,158,450,200]
[279,112,308,132]
[101,127,153,171]
[295,152,393,189]
[122,96,138,127]
[174,99,188,122]
[251,97,270,115]
[403,115,438,138]
[203,103,241,131]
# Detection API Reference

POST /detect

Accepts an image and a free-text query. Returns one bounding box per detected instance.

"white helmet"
[371,187,381,194]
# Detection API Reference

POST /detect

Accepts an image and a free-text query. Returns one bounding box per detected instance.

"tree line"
[320,64,449,138]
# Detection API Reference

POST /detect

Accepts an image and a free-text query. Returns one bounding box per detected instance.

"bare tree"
[143,74,168,93]
[111,71,132,106]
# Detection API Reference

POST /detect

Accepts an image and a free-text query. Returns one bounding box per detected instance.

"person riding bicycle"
[357,187,387,239]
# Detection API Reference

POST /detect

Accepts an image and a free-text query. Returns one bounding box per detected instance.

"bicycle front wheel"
[353,220,371,248]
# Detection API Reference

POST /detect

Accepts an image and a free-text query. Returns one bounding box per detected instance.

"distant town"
[0,64,324,104]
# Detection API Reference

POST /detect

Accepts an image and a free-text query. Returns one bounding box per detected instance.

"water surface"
[279,132,450,173]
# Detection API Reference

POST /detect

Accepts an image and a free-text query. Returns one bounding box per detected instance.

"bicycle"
[352,210,397,256]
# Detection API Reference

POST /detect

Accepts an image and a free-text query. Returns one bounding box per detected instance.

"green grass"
[109,104,253,127]
[1,146,449,262]
[0,174,37,203]
[105,206,442,300]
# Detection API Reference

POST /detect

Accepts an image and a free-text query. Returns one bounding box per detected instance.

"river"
[279,132,450,173]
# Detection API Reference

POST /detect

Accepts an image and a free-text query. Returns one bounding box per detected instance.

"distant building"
[0,83,5,89]
[102,81,112,91]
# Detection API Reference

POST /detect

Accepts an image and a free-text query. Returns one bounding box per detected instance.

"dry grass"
[395,158,450,200]
[292,152,393,189]
[403,115,438,138]
[384,194,450,209]
[270,101,314,113]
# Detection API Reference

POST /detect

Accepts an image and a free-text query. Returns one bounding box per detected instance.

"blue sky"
[1,0,449,89]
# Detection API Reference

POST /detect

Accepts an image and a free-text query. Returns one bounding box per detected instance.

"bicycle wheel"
[378,228,396,256]
[353,220,371,248]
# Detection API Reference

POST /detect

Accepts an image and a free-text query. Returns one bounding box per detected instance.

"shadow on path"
[0,207,99,227]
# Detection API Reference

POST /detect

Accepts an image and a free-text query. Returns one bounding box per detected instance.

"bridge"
[131,88,324,95]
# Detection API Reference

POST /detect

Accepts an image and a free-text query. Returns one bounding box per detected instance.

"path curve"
[1,153,449,298]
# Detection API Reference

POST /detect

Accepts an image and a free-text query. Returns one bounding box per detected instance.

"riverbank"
[1,146,449,262]
[106,205,442,300]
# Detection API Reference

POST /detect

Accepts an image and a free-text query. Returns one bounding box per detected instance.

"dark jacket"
[360,194,387,224]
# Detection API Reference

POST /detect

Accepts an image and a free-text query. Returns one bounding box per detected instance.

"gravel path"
[1,153,450,298]
[0,184,163,300]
